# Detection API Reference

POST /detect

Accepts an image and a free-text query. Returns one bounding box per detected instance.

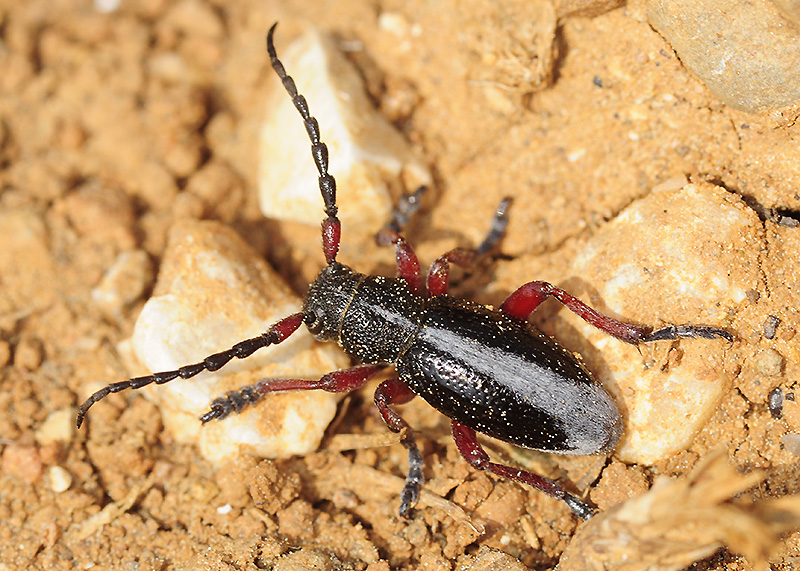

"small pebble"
[190,479,220,502]
[781,434,800,456]
[769,387,784,419]
[764,315,781,339]
[15,336,44,370]
[377,12,412,37]
[1,445,43,483]
[47,466,73,493]
[216,504,232,515]
[35,408,76,446]
[755,348,784,377]
[91,250,154,319]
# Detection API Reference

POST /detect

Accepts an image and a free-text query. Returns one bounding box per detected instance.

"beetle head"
[303,262,361,342]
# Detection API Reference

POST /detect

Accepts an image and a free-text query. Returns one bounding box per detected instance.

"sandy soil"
[1,0,799,569]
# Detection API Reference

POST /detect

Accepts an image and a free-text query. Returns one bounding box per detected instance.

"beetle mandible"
[76,23,733,520]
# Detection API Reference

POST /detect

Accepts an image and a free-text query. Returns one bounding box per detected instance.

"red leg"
[451,421,595,520]
[376,192,510,298]
[427,197,512,297]
[374,188,429,295]
[426,248,478,297]
[374,378,423,517]
[500,281,733,345]
[377,230,423,296]
[200,364,386,423]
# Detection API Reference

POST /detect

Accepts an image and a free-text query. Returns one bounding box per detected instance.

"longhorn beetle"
[77,23,733,520]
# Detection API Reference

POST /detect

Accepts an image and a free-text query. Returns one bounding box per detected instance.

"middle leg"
[427,197,512,296]
[376,189,511,298]
[373,377,423,517]
[375,187,427,295]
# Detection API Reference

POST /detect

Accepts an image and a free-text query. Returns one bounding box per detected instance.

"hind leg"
[451,421,595,520]
[426,197,511,296]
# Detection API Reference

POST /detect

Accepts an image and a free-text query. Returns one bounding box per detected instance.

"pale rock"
[47,466,73,493]
[91,249,154,319]
[35,408,76,446]
[567,183,759,464]
[129,220,349,463]
[648,0,800,113]
[259,28,431,234]
[556,0,624,18]
[771,0,800,25]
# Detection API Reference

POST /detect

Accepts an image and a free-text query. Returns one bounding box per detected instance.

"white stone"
[259,28,431,234]
[47,466,73,493]
[91,249,153,319]
[35,408,76,446]
[648,0,800,112]
[128,220,350,464]
[566,183,759,464]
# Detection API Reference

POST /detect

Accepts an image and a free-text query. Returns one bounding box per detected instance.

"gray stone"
[648,0,800,113]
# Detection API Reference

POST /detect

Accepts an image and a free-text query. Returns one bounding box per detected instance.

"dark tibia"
[475,196,512,256]
[643,324,734,343]
[376,186,428,245]
[373,378,423,517]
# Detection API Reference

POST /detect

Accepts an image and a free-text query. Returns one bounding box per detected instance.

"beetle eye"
[304,309,323,333]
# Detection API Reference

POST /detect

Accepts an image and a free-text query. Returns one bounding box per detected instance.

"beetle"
[77,23,733,520]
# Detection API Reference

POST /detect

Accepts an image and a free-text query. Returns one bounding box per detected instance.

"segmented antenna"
[76,313,305,428]
[267,23,341,265]
[76,26,342,429]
